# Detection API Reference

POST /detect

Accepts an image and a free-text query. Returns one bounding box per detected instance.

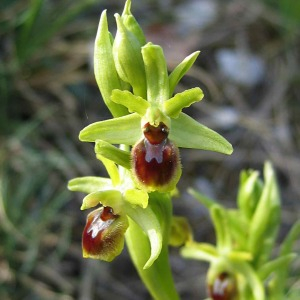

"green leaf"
[164,87,204,118]
[68,176,113,194]
[81,190,123,212]
[95,140,131,169]
[142,43,169,103]
[94,10,129,117]
[169,51,200,96]
[79,113,142,144]
[111,89,150,115]
[170,112,233,154]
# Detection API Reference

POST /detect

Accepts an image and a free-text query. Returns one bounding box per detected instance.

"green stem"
[125,192,179,300]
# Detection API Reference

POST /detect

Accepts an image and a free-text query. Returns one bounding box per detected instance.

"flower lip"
[143,122,169,145]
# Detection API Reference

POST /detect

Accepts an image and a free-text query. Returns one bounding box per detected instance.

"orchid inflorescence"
[67,1,298,299]
[68,0,231,270]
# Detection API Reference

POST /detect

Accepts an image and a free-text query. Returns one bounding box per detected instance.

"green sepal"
[142,43,169,103]
[111,89,150,115]
[170,112,233,154]
[121,0,146,46]
[164,87,204,118]
[181,241,218,263]
[113,14,146,98]
[68,176,113,194]
[79,113,142,144]
[94,10,128,117]
[81,190,123,213]
[169,51,200,96]
[125,204,162,269]
[95,140,131,170]
[124,189,149,209]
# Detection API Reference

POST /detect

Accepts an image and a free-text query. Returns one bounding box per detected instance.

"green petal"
[79,113,142,144]
[124,188,149,208]
[95,140,131,170]
[111,89,149,116]
[169,51,200,97]
[96,154,120,186]
[94,10,128,117]
[125,204,162,269]
[164,87,204,118]
[170,112,233,154]
[68,176,113,194]
[142,43,169,103]
[81,190,123,213]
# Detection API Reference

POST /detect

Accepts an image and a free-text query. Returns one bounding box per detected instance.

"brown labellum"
[82,206,128,261]
[132,122,181,192]
[208,272,237,300]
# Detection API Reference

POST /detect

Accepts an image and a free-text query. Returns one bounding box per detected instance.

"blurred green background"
[1,0,299,299]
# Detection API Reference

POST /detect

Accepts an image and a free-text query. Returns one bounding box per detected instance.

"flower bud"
[208,272,237,300]
[132,122,181,192]
[82,206,128,261]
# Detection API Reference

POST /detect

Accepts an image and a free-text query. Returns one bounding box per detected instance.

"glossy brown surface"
[143,122,169,145]
[82,207,117,257]
[208,272,237,300]
[132,138,179,190]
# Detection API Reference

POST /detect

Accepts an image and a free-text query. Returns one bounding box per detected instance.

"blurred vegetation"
[0,0,299,299]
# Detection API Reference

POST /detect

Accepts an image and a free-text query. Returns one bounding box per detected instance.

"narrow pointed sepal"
[170,112,233,154]
[79,113,142,144]
[68,176,113,194]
